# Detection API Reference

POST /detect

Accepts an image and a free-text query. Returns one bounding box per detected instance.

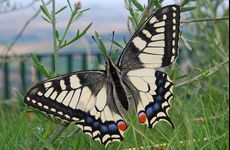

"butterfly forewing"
[118,5,180,71]
[24,71,127,145]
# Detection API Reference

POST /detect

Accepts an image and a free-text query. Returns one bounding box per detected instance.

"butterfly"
[24,5,180,146]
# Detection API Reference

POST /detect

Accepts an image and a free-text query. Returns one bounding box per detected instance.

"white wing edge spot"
[58,111,63,115]
[65,114,70,119]
[43,105,49,109]
[173,13,176,17]
[51,108,56,112]
[38,102,42,106]
[37,91,43,96]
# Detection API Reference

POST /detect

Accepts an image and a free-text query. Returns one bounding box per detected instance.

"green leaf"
[41,16,51,23]
[181,35,192,51]
[61,23,92,48]
[40,5,51,21]
[95,31,108,59]
[131,0,144,11]
[95,58,100,70]
[56,5,67,14]
[31,54,52,78]
[153,0,161,9]
[181,6,197,12]
[72,8,90,23]
[55,30,59,40]
[106,37,124,49]
[181,0,190,7]
[123,36,128,45]
[110,49,120,60]
[128,6,139,28]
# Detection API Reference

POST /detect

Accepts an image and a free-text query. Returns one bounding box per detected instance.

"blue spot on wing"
[153,103,161,112]
[86,116,94,124]
[100,125,109,133]
[146,107,154,117]
[156,95,163,102]
[93,121,100,129]
[108,123,117,133]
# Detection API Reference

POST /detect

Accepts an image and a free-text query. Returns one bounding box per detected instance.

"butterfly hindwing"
[125,68,174,128]
[24,71,127,145]
[118,5,180,71]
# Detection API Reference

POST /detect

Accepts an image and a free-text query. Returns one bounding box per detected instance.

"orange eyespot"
[117,120,127,132]
[138,112,147,123]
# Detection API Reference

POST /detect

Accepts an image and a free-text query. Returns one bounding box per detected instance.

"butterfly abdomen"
[109,60,129,111]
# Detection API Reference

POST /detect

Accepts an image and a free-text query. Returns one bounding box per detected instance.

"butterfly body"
[25,5,180,146]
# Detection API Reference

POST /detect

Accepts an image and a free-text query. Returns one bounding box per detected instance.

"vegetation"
[0,0,229,149]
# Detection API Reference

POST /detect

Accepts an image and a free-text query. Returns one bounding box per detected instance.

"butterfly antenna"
[109,31,115,57]
[92,36,100,48]
[92,36,109,60]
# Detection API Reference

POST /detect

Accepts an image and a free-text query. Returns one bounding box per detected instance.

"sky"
[0,0,178,54]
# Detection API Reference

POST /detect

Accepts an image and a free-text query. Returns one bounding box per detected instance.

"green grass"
[0,0,229,149]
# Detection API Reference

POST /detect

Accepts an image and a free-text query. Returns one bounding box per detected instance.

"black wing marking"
[24,71,127,145]
[125,69,174,128]
[118,5,180,72]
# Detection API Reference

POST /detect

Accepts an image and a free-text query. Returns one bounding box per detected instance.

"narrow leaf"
[95,31,108,58]
[181,7,197,12]
[41,16,51,23]
[181,0,190,7]
[61,23,92,48]
[55,30,59,40]
[40,5,51,20]
[110,49,120,60]
[131,0,144,11]
[31,54,52,78]
[181,36,192,51]
[56,5,67,14]
[106,36,124,49]
[153,0,161,9]
[95,58,100,70]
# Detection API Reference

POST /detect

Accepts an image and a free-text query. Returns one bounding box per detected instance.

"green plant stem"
[41,122,70,149]
[175,58,229,88]
[138,0,154,28]
[181,16,229,24]
[59,10,76,48]
[51,0,58,74]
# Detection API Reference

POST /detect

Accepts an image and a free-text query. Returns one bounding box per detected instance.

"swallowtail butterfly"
[25,5,180,146]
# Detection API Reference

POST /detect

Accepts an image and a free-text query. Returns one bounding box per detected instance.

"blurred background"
[0,0,229,149]
[0,0,181,100]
